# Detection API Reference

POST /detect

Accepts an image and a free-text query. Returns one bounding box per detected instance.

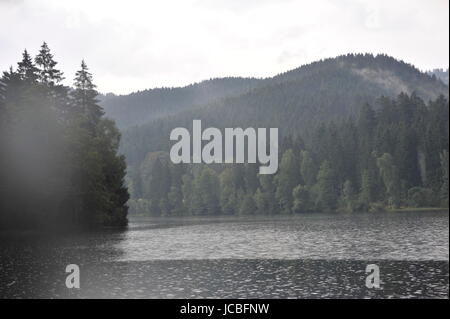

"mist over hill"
[102,54,447,133]
[100,77,262,130]
[109,54,448,166]
[428,69,449,85]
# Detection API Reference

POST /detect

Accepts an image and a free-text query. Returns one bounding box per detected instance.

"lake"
[0,211,448,298]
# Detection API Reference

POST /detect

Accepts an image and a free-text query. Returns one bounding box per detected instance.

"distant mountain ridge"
[428,68,449,85]
[100,77,262,130]
[102,54,448,132]
[111,54,448,166]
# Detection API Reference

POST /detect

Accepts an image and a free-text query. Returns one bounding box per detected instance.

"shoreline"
[128,208,450,220]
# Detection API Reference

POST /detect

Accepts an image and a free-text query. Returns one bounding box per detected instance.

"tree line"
[0,43,129,229]
[128,93,449,216]
[119,54,448,168]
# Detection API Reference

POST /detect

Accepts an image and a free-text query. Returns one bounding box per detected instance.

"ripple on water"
[117,212,449,261]
[0,211,448,298]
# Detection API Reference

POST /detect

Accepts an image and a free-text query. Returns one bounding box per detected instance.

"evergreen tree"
[300,150,317,187]
[159,197,170,216]
[168,185,184,216]
[244,164,259,193]
[191,167,220,215]
[360,169,373,206]
[143,157,171,215]
[292,185,311,213]
[340,180,356,213]
[72,60,104,126]
[17,49,39,83]
[35,42,64,86]
[239,192,256,215]
[276,149,300,213]
[181,173,194,215]
[358,103,376,169]
[219,168,239,215]
[395,125,421,188]
[95,118,129,224]
[199,168,221,215]
[256,174,277,215]
[253,188,266,215]
[315,160,338,211]
[66,60,129,225]
[377,153,401,208]
[1,47,128,228]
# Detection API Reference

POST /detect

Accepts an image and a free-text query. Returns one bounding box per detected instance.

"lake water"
[0,211,448,298]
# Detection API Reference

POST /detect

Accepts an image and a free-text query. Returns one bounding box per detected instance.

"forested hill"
[102,54,448,132]
[100,77,262,130]
[272,54,447,100]
[428,68,449,85]
[118,54,448,166]
[111,53,449,218]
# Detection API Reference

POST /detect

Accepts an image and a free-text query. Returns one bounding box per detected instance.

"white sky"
[0,0,448,94]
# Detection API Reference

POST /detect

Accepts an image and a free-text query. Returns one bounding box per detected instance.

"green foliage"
[292,185,312,213]
[315,161,339,211]
[0,44,129,229]
[126,92,448,216]
[17,49,39,83]
[117,54,448,167]
[72,60,104,130]
[300,151,317,187]
[339,180,356,213]
[189,167,221,215]
[181,173,194,215]
[219,168,239,215]
[119,54,448,217]
[239,192,256,215]
[2,49,448,221]
[407,187,436,208]
[168,185,184,216]
[377,153,401,208]
[254,174,276,215]
[275,149,300,214]
[35,42,64,86]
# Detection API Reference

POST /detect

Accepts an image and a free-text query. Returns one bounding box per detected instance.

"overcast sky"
[0,0,448,94]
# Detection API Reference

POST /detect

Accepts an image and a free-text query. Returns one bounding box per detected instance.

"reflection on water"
[0,211,448,298]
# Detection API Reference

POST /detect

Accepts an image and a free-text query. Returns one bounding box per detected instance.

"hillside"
[117,54,449,166]
[100,77,262,130]
[103,54,447,132]
[428,68,449,85]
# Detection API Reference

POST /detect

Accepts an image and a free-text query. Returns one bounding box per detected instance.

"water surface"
[0,211,448,298]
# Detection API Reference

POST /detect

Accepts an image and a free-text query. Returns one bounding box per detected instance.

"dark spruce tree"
[68,60,128,227]
[17,49,39,83]
[35,42,69,121]
[35,42,64,86]
[72,60,104,126]
[0,44,128,230]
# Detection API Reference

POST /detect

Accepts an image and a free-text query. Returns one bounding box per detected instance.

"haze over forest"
[98,54,449,218]
[0,1,449,303]
[1,0,448,94]
[0,0,448,228]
